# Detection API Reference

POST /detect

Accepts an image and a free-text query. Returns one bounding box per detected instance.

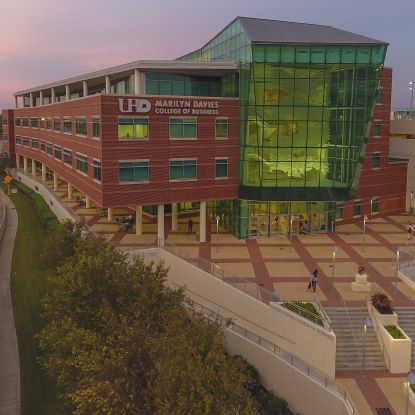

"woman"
[308,269,319,293]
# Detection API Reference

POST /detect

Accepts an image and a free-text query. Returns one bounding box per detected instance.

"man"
[187,218,193,234]
[408,223,413,241]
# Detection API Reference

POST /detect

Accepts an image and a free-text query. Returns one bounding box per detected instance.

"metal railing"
[341,297,362,359]
[162,239,331,331]
[187,298,358,415]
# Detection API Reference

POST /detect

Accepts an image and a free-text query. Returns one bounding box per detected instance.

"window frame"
[76,153,88,175]
[75,117,87,137]
[372,152,381,169]
[353,200,362,217]
[54,145,62,161]
[63,148,73,167]
[373,120,382,137]
[92,159,102,182]
[30,117,39,128]
[118,159,149,183]
[215,117,229,140]
[63,117,72,134]
[215,157,229,179]
[92,116,101,139]
[169,117,198,140]
[117,116,149,141]
[169,158,197,181]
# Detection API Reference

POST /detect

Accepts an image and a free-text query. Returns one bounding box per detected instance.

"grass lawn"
[9,181,65,415]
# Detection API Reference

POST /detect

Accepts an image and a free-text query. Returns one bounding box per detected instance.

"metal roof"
[238,17,387,45]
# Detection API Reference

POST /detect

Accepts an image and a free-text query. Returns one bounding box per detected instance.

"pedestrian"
[408,223,413,240]
[187,218,193,234]
[307,269,319,293]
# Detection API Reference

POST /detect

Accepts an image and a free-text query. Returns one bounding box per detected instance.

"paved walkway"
[0,189,20,415]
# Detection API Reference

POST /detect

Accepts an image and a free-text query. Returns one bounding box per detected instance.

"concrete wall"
[16,171,76,222]
[134,248,337,378]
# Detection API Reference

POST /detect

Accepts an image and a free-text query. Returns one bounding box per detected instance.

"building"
[1,17,408,242]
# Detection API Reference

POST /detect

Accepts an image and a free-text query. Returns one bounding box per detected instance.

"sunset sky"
[0,0,413,109]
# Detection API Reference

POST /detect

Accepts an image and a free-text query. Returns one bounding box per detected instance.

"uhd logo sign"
[119,98,151,113]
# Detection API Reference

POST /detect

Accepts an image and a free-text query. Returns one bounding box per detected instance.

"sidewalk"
[0,189,20,415]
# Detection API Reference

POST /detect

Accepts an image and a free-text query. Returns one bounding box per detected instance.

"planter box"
[368,302,398,326]
[380,325,412,373]
[402,383,415,406]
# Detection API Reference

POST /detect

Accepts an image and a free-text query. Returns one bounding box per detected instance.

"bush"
[371,292,393,314]
[385,325,405,339]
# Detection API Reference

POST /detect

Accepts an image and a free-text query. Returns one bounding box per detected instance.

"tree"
[38,228,257,414]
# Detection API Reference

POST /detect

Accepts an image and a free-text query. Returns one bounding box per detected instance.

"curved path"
[0,189,20,415]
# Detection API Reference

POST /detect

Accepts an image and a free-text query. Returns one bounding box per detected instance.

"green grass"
[8,181,65,415]
[282,301,324,327]
[384,325,405,339]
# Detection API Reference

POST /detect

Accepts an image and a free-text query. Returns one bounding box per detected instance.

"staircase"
[325,307,386,371]
[394,307,415,367]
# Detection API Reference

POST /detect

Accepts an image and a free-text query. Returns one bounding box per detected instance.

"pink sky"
[0,0,413,109]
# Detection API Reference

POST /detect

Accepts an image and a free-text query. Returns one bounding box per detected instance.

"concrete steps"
[394,307,415,366]
[325,307,386,371]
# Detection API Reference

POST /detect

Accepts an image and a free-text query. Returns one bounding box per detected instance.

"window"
[15,118,20,127]
[353,200,361,216]
[40,118,46,129]
[215,158,228,178]
[169,159,197,180]
[40,141,45,152]
[53,117,61,132]
[31,139,39,149]
[15,136,21,144]
[54,145,62,160]
[46,118,52,130]
[76,117,87,136]
[169,118,197,139]
[46,142,52,155]
[22,118,29,127]
[92,117,100,138]
[372,152,381,168]
[3,133,8,141]
[375,89,383,104]
[23,137,30,146]
[373,122,381,136]
[2,117,7,125]
[63,149,72,166]
[76,154,88,174]
[118,161,149,182]
[215,118,229,139]
[118,117,148,139]
[31,117,39,128]
[93,160,101,181]
[63,117,72,134]
[371,197,379,213]
[335,203,343,219]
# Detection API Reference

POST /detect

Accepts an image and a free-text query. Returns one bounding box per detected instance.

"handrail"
[162,239,332,331]
[341,297,361,359]
[187,298,358,415]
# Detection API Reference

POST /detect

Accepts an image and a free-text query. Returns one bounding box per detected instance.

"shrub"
[283,301,324,327]
[385,325,405,339]
[371,292,393,314]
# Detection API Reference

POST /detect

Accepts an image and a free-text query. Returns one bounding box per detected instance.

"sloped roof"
[238,17,387,45]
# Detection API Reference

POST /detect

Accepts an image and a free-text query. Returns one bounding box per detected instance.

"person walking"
[408,223,413,241]
[307,269,319,293]
[187,218,193,234]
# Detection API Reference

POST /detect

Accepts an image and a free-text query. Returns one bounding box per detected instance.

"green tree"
[38,229,257,414]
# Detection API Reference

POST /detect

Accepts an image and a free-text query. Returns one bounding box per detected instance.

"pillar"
[29,92,34,107]
[15,154,20,169]
[39,90,43,106]
[53,172,58,191]
[85,196,91,209]
[51,87,56,104]
[15,96,18,108]
[67,183,73,199]
[23,157,28,173]
[65,84,70,101]
[199,201,206,243]
[135,205,143,235]
[41,163,46,182]
[157,204,164,247]
[105,76,111,94]
[134,69,141,94]
[107,207,113,222]
[171,203,178,232]
[31,160,36,178]
[83,80,88,97]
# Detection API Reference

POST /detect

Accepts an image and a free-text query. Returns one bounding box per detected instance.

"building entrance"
[248,214,290,238]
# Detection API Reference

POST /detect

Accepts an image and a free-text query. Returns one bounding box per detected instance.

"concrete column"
[29,92,34,107]
[51,87,56,104]
[135,205,143,235]
[171,203,178,232]
[39,90,43,106]
[23,157,28,173]
[83,80,88,97]
[107,207,113,222]
[53,172,58,191]
[31,160,36,178]
[105,76,111,94]
[65,84,70,101]
[15,96,18,108]
[199,201,207,243]
[16,154,20,169]
[67,183,73,200]
[41,163,46,182]
[85,196,91,209]
[157,204,164,247]
[134,69,141,94]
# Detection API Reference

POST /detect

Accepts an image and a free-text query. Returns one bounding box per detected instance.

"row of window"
[15,116,101,138]
[335,197,380,219]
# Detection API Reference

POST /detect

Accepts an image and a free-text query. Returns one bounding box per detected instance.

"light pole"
[332,246,338,291]
[361,317,373,377]
[363,215,368,253]
[396,246,405,290]
[409,81,415,115]
[410,191,413,216]
[289,215,294,249]
[215,214,220,253]
[370,198,373,225]
[405,371,415,415]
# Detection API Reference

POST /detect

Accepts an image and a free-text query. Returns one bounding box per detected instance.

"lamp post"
[361,317,373,377]
[215,214,220,253]
[405,371,415,415]
[332,246,339,291]
[370,198,373,225]
[410,191,413,216]
[363,215,368,253]
[396,246,405,290]
[289,215,294,249]
[409,81,415,115]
